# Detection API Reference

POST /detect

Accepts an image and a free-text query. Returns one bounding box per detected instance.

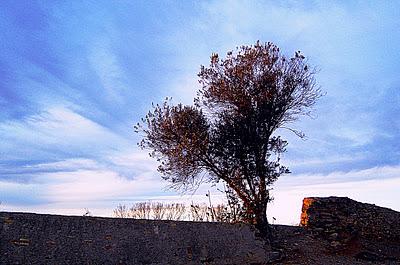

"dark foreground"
[271,225,400,265]
[0,211,269,265]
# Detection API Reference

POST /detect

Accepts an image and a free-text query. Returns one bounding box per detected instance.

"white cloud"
[285,153,365,168]
[0,158,102,176]
[0,180,41,199]
[24,158,101,171]
[41,169,161,202]
[0,166,168,210]
[166,73,200,105]
[89,38,128,103]
[277,164,400,188]
[0,105,131,160]
[107,149,156,170]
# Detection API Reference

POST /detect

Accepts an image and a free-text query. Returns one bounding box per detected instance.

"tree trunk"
[254,203,271,242]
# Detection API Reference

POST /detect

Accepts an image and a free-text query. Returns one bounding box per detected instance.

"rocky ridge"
[298,196,400,263]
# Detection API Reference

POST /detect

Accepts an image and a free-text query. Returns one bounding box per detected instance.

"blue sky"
[0,1,399,224]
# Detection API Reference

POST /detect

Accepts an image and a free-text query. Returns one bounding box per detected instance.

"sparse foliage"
[136,41,321,237]
[113,201,241,223]
[129,202,151,219]
[189,203,209,221]
[164,203,186,221]
[113,201,187,221]
[114,204,129,218]
[151,202,166,220]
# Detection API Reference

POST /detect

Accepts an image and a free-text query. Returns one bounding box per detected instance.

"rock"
[328,233,338,240]
[299,196,400,258]
[355,251,385,262]
[330,241,341,248]
[313,228,324,233]
[269,250,285,263]
[300,197,400,241]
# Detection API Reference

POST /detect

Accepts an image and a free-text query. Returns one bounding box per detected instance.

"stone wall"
[300,196,400,260]
[0,212,270,265]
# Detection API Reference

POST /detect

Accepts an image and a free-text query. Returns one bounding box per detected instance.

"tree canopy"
[136,41,321,236]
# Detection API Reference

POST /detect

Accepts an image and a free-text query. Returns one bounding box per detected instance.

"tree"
[136,41,321,238]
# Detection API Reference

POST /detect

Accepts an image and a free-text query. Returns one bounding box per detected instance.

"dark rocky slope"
[0,212,270,264]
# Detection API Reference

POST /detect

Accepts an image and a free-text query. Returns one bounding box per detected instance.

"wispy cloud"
[89,38,128,103]
[41,169,161,202]
[0,105,131,161]
[278,164,400,188]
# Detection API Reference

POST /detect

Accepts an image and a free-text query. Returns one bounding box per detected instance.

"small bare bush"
[113,199,244,223]
[151,202,166,220]
[164,203,186,221]
[129,202,151,219]
[113,204,129,218]
[190,203,211,222]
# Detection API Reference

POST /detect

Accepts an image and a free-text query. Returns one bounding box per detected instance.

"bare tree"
[136,41,321,238]
[151,202,166,220]
[129,202,151,219]
[114,204,129,218]
[190,203,209,222]
[164,203,186,221]
[113,200,243,223]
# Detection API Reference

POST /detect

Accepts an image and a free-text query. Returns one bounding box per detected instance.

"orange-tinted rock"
[299,196,400,260]
[300,197,316,226]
